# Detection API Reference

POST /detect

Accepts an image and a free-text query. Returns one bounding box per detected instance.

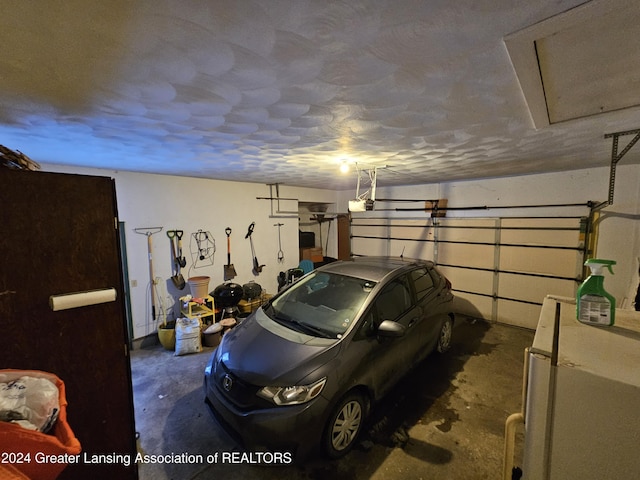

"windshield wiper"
[265,304,335,338]
[271,313,334,338]
[292,321,335,339]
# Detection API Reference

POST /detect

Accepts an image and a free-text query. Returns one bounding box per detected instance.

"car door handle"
[408,317,419,328]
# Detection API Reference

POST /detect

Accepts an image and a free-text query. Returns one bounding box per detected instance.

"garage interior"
[2,1,640,479]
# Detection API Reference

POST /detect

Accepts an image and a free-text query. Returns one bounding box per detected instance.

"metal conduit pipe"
[373,198,592,208]
[352,215,586,221]
[352,223,582,231]
[375,198,441,202]
[370,202,592,212]
[350,234,586,252]
[503,347,530,480]
[503,413,524,480]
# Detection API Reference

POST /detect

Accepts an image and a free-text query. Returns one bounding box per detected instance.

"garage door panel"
[499,272,577,304]
[350,215,586,329]
[496,300,542,329]
[388,240,434,260]
[501,218,580,230]
[501,228,578,247]
[500,217,580,249]
[500,246,581,277]
[353,224,388,237]
[438,243,495,269]
[352,236,389,256]
[454,292,493,320]
[443,268,494,296]
[438,219,497,243]
[392,223,434,241]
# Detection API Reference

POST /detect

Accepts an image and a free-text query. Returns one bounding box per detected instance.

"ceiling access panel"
[505,0,640,128]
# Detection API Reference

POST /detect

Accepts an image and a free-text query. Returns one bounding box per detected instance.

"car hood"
[218,310,340,386]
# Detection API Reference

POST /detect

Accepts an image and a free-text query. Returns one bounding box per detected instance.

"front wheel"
[323,392,365,459]
[436,317,453,353]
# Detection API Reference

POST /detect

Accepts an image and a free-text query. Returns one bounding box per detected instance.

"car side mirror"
[377,320,406,337]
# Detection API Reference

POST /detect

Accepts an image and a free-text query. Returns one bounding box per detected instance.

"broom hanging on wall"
[134,227,163,321]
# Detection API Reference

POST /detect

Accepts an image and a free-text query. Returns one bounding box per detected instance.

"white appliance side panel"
[529,296,563,356]
[549,365,640,479]
[523,352,552,479]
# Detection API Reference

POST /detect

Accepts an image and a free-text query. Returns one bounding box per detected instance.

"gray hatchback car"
[204,256,454,460]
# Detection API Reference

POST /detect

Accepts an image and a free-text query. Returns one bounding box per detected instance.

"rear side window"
[375,276,412,321]
[410,268,435,301]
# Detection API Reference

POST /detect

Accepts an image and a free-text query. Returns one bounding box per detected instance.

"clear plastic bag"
[0,374,59,432]
[0,369,81,480]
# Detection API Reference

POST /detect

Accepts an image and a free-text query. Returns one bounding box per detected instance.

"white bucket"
[188,276,210,298]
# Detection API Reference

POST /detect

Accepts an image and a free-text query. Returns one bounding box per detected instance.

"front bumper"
[203,358,329,461]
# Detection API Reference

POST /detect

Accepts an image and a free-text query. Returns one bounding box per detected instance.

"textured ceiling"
[1,0,639,190]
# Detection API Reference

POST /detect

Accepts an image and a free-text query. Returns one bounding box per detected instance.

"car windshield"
[264,271,376,339]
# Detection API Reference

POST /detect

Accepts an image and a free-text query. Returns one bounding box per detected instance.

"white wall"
[42,162,640,335]
[592,165,640,307]
[339,164,640,311]
[41,164,339,339]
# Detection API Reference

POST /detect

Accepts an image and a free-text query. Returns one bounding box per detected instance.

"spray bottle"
[576,258,616,326]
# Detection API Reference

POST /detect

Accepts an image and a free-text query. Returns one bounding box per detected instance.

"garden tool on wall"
[195,230,208,260]
[274,223,284,263]
[167,230,186,290]
[189,229,215,268]
[224,227,237,280]
[134,226,163,321]
[176,230,186,268]
[245,222,265,275]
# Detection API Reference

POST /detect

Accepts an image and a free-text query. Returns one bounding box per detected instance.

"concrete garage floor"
[130,317,533,480]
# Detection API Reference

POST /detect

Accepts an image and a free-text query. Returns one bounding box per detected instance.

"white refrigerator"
[521,295,640,479]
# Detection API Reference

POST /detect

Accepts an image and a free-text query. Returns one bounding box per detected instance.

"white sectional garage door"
[350,216,586,329]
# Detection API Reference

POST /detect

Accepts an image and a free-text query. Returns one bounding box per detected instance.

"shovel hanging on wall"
[167,230,186,290]
[176,230,186,268]
[224,227,237,280]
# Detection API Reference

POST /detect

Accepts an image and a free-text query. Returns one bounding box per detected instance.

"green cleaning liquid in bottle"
[576,258,616,326]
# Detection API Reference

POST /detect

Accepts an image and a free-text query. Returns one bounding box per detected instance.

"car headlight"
[257,377,327,406]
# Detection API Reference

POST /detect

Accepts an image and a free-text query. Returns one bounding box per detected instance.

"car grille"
[214,361,271,411]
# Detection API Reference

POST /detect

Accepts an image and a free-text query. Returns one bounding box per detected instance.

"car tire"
[436,317,453,353]
[323,391,365,459]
